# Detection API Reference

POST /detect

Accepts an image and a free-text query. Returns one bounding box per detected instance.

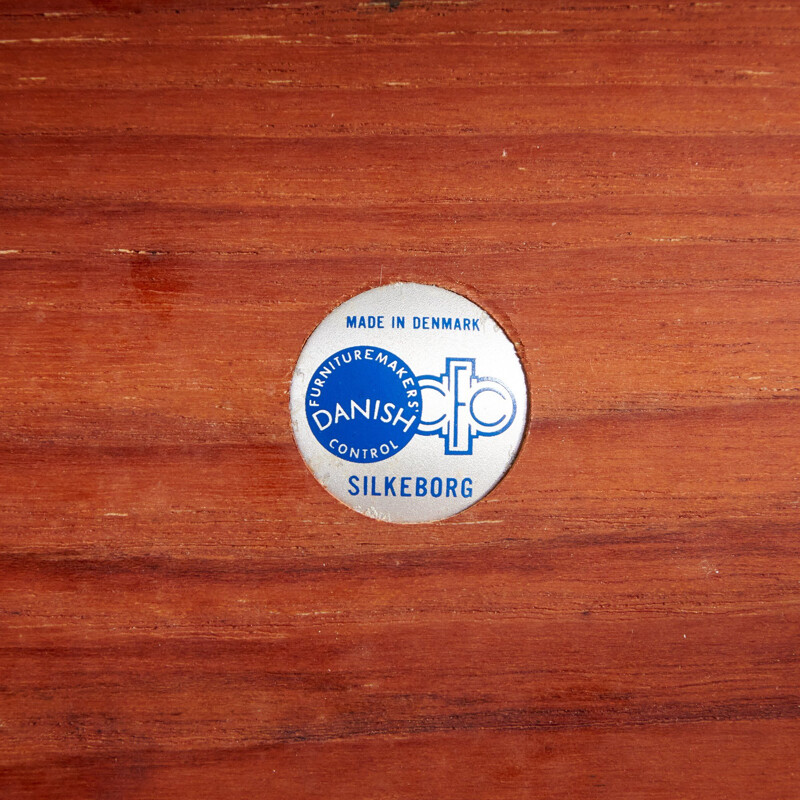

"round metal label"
[290,283,527,523]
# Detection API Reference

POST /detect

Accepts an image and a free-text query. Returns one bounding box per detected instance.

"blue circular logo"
[305,346,421,463]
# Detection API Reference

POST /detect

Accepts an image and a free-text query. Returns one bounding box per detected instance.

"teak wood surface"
[1,1,799,798]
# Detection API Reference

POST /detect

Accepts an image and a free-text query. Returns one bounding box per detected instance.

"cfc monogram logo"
[418,358,517,455]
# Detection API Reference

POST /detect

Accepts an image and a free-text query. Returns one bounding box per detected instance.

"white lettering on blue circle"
[305,346,420,463]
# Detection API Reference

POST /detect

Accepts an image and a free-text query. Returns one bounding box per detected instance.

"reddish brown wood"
[1,1,799,797]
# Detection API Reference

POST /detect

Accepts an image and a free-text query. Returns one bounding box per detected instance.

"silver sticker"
[290,282,527,523]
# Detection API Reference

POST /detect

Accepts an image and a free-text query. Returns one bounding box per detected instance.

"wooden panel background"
[1,1,799,797]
